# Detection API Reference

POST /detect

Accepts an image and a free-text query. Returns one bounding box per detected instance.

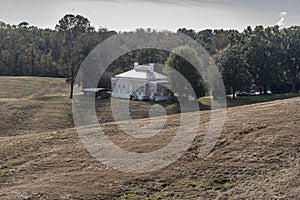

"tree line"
[0,16,116,78]
[217,26,300,97]
[0,14,299,98]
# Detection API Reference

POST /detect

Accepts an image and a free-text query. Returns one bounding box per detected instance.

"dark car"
[249,90,256,96]
[237,92,249,97]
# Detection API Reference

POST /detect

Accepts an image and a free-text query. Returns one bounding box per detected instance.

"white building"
[111,63,171,101]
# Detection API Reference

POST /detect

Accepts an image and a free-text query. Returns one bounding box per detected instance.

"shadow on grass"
[199,93,300,109]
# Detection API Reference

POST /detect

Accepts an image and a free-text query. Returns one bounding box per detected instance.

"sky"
[0,0,299,32]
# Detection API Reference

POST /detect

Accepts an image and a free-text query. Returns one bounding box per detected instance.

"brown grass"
[0,76,299,199]
[0,97,299,199]
[0,76,73,136]
[0,76,69,98]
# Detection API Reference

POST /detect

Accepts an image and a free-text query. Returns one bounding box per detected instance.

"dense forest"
[0,14,299,97]
[0,17,116,78]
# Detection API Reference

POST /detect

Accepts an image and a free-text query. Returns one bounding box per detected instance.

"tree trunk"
[291,80,296,93]
[263,85,268,95]
[232,87,236,99]
[291,70,297,93]
[69,65,74,99]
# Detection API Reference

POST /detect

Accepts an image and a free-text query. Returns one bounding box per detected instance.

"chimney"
[134,62,139,69]
[149,63,154,73]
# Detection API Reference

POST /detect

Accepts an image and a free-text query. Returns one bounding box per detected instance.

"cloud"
[72,0,230,6]
[136,0,229,6]
[280,11,287,17]
[276,11,287,27]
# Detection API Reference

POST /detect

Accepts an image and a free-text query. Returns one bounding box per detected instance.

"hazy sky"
[0,0,299,32]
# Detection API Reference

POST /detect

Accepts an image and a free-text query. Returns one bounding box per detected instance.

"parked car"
[236,90,257,97]
[237,92,249,97]
[249,90,256,96]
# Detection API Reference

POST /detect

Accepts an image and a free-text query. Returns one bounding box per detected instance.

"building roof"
[82,88,111,93]
[115,70,166,80]
[114,63,167,80]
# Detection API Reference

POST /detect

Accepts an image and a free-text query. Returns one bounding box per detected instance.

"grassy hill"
[0,76,69,98]
[0,76,299,199]
[0,76,73,136]
[0,76,180,136]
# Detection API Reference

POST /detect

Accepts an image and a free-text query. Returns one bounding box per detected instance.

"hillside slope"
[0,76,70,98]
[0,76,73,136]
[0,97,299,199]
[0,76,183,136]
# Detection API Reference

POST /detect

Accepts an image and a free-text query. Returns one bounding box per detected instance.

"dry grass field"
[0,76,69,99]
[0,77,73,136]
[0,76,299,199]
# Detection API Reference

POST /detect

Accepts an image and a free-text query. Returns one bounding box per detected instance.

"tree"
[244,26,284,94]
[165,46,207,98]
[282,26,300,93]
[55,14,94,99]
[217,43,252,98]
[0,18,299,96]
